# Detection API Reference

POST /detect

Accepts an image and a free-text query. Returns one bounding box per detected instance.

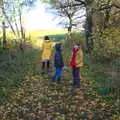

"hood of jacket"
[55,43,61,52]
[72,48,79,56]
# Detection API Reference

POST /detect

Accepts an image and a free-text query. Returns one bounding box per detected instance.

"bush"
[0,46,40,103]
[63,32,85,66]
[92,28,120,62]
[71,32,85,49]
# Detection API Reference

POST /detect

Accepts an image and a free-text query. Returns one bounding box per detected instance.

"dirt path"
[0,72,119,120]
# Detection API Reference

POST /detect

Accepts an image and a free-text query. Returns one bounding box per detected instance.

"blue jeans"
[53,67,62,81]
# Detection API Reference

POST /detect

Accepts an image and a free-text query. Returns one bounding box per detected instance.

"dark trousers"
[42,61,50,71]
[72,67,80,86]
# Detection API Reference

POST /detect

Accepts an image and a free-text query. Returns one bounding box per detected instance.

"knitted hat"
[74,45,79,49]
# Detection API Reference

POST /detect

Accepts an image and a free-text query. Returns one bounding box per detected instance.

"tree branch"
[114,4,120,9]
[75,0,86,6]
[59,3,85,9]
[73,14,86,20]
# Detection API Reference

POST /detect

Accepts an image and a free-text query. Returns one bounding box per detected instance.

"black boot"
[41,70,45,74]
[47,68,50,74]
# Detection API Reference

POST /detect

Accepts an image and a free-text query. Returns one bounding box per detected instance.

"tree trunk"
[103,0,111,28]
[85,5,93,53]
[19,6,25,52]
[103,8,111,28]
[1,0,7,49]
[19,8,25,41]
[4,13,16,37]
[2,21,7,49]
[14,18,20,38]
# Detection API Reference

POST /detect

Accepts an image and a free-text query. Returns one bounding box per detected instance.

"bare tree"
[44,0,85,33]
[0,0,8,49]
[0,0,36,49]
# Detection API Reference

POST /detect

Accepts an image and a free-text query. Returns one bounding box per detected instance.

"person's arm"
[40,41,44,54]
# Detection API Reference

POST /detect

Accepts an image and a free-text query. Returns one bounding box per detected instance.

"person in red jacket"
[70,44,83,88]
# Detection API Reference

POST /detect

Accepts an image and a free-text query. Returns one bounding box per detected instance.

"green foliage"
[63,32,85,66]
[111,59,120,68]
[83,55,120,98]
[71,32,85,49]
[93,28,120,62]
[0,47,40,103]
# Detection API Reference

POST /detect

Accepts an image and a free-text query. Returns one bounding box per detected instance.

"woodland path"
[0,71,119,120]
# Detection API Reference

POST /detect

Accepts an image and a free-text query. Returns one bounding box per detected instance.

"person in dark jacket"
[52,43,64,83]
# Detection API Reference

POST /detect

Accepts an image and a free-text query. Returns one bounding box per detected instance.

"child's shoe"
[69,89,77,94]
[51,76,56,82]
[46,68,50,74]
[72,83,80,88]
[40,71,45,74]
[72,85,80,88]
[57,77,61,83]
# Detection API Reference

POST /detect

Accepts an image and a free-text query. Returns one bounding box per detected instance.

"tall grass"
[0,47,40,104]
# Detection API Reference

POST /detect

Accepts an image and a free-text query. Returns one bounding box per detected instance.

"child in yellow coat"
[41,36,53,74]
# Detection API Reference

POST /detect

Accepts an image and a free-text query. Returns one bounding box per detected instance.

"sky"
[24,1,63,30]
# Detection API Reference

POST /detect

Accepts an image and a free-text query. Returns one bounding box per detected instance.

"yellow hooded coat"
[75,49,84,67]
[41,40,53,61]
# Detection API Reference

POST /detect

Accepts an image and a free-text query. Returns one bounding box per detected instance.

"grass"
[22,29,67,42]
[82,55,120,98]
[0,29,67,38]
[0,47,40,104]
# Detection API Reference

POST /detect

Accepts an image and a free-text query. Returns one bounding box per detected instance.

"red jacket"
[70,48,79,68]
